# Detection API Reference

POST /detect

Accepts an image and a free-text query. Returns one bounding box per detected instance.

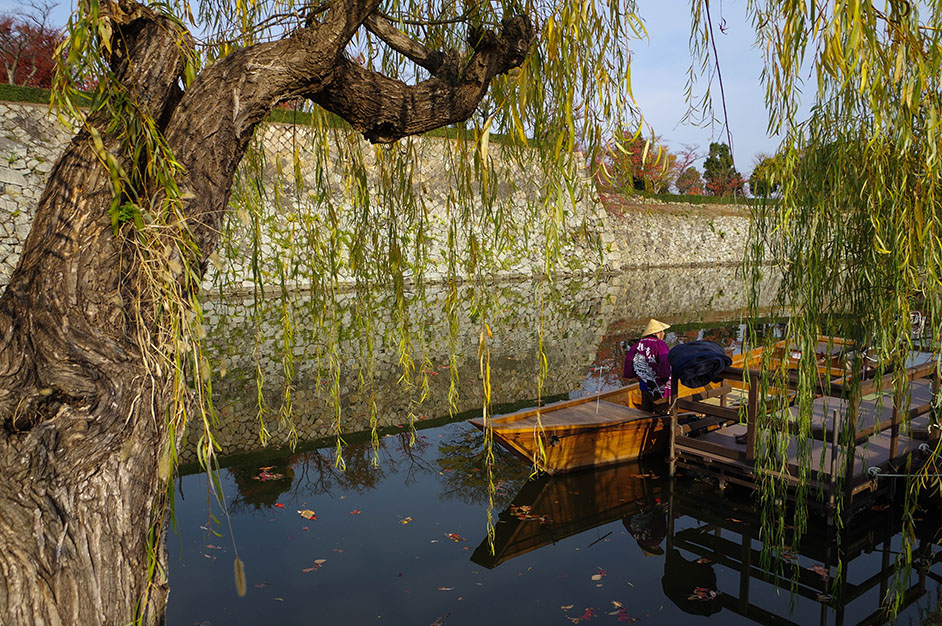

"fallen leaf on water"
[274,503,284,509]
[253,469,285,481]
[301,560,326,573]
[430,613,451,626]
[561,605,574,610]
[401,517,413,524]
[350,510,361,515]
[687,587,717,601]
[298,510,317,520]
[254,582,271,588]
[446,533,464,542]
[809,564,829,578]
[590,568,606,581]
[696,557,712,564]
[437,586,454,591]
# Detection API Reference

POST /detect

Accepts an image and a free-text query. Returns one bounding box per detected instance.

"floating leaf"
[445,533,464,542]
[298,509,317,520]
[809,564,829,578]
[401,517,413,524]
[437,586,454,591]
[274,503,284,509]
[350,509,361,515]
[687,587,717,601]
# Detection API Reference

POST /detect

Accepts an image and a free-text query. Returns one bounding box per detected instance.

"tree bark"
[0,0,533,622]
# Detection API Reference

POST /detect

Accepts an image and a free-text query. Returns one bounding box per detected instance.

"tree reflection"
[436,427,531,507]
[225,430,440,511]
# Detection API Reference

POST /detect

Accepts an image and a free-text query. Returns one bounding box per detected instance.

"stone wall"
[0,100,783,460]
[0,100,762,287]
[0,102,74,279]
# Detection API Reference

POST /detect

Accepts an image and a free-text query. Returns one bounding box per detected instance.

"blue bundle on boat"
[668,341,733,388]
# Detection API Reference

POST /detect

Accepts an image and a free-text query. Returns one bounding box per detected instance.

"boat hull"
[492,414,668,474]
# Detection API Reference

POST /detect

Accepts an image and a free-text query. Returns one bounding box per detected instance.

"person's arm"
[623,344,637,378]
[654,341,671,379]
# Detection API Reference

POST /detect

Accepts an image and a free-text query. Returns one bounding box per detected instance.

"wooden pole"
[669,375,679,477]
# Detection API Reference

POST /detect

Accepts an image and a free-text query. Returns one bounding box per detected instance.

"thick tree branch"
[309,15,534,143]
[363,13,447,75]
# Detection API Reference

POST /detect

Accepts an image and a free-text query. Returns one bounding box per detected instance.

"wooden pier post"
[668,375,679,477]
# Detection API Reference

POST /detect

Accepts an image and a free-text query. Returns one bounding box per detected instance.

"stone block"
[0,168,27,187]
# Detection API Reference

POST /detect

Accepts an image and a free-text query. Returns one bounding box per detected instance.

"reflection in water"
[436,427,531,507]
[169,420,941,625]
[191,268,783,460]
[470,462,665,568]
[475,463,942,625]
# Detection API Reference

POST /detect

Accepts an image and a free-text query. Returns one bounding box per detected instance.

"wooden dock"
[669,339,940,519]
[665,479,942,625]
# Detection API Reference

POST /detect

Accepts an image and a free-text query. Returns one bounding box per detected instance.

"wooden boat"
[469,342,779,474]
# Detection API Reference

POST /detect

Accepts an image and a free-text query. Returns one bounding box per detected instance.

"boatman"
[624,319,671,412]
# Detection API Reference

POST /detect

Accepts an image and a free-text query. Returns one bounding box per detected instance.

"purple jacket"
[624,336,671,396]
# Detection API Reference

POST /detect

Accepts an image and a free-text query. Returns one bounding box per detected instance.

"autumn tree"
[749,153,779,197]
[702,141,743,196]
[0,2,60,88]
[594,131,677,193]
[675,166,703,194]
[0,0,636,622]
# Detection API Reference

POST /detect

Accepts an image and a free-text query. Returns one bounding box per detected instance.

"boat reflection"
[470,461,666,568]
[473,465,942,625]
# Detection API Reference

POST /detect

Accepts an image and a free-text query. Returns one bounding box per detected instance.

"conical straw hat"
[642,318,670,337]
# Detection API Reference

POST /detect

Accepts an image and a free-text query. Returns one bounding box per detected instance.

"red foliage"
[0,8,62,88]
[592,131,676,194]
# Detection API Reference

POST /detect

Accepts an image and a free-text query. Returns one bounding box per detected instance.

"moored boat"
[468,341,778,474]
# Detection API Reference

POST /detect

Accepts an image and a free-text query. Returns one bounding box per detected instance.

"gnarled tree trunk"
[0,0,532,623]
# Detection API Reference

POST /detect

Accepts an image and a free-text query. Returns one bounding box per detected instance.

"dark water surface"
[167,288,942,625]
[166,421,942,626]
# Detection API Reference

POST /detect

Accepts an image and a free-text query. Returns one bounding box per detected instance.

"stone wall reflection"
[183,266,781,461]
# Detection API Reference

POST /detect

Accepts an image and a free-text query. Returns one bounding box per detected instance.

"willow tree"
[0,0,635,622]
[693,0,942,606]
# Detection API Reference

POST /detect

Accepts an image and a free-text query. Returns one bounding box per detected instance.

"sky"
[1,0,782,176]
[629,0,781,176]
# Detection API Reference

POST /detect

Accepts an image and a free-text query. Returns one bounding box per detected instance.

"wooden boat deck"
[670,338,940,518]
[471,400,653,433]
